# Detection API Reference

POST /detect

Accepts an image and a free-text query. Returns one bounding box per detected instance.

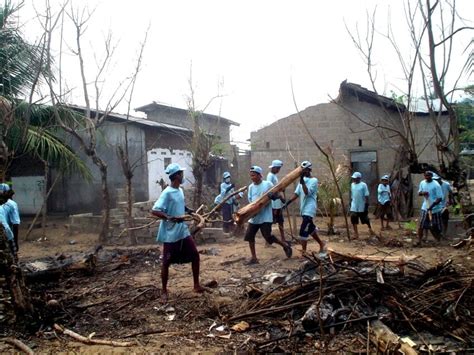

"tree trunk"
[0,227,35,328]
[235,166,303,225]
[93,156,110,243]
[125,175,136,245]
[193,168,203,208]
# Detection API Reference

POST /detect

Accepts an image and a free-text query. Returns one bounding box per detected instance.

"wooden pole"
[235,166,303,225]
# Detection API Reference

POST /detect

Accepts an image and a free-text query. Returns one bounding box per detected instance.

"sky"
[19,0,474,148]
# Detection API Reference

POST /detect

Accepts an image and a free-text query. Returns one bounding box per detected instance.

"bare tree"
[344,0,474,219]
[43,3,130,242]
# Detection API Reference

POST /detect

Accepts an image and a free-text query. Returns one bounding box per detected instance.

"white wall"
[147,148,194,201]
[11,176,45,215]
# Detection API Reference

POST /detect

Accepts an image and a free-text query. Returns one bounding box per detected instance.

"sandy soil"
[1,215,472,353]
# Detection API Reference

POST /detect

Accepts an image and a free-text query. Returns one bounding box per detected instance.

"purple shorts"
[162,236,199,265]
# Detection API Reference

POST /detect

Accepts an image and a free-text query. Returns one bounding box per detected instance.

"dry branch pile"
[229,250,473,352]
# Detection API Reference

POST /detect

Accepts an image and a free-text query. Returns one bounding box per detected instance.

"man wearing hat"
[266,160,287,246]
[283,161,326,254]
[416,170,443,245]
[376,175,393,231]
[0,183,20,251]
[244,165,292,264]
[350,172,376,239]
[0,184,15,254]
[432,173,454,238]
[151,163,204,302]
[216,171,240,234]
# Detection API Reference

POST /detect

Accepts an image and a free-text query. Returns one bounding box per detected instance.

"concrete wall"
[49,121,148,214]
[146,107,231,149]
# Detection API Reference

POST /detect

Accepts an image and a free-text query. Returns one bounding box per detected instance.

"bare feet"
[160,290,169,304]
[319,241,327,253]
[244,258,259,265]
[193,285,206,294]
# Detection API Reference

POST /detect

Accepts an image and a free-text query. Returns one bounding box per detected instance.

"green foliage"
[456,88,474,144]
[402,220,417,232]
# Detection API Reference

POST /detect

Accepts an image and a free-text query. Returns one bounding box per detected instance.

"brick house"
[250,81,449,206]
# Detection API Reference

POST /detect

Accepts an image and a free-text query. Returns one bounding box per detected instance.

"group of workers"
[151,160,455,301]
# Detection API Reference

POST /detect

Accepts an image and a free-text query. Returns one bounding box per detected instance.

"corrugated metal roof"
[67,104,192,132]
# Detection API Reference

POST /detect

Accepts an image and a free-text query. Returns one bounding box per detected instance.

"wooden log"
[235,165,303,225]
[54,324,135,347]
[370,320,418,354]
[3,337,35,355]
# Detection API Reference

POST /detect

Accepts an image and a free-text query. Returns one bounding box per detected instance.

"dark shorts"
[272,208,284,224]
[244,222,278,244]
[419,210,443,231]
[299,215,316,240]
[350,211,370,225]
[375,202,393,220]
[441,208,449,226]
[162,236,199,265]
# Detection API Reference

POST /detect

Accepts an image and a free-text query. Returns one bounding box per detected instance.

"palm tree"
[1,2,90,180]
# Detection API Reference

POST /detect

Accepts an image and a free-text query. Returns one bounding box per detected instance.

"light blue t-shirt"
[377,184,391,205]
[350,182,369,212]
[418,180,443,213]
[219,182,235,205]
[0,206,14,241]
[294,177,318,217]
[4,199,20,226]
[439,180,453,209]
[152,186,190,243]
[266,172,283,209]
[248,180,273,224]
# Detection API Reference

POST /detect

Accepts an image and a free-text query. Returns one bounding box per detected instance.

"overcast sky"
[20,0,473,147]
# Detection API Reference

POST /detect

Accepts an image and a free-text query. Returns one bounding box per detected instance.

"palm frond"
[23,126,92,181]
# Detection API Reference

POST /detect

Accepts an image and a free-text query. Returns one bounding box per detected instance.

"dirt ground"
[2,215,473,353]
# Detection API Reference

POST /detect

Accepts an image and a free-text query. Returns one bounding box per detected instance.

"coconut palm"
[0,1,90,180]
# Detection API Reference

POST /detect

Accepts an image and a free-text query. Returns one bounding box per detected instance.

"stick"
[204,186,248,217]
[3,338,35,355]
[54,324,135,347]
[122,328,165,338]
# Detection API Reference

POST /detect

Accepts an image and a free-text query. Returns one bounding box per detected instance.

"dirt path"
[2,216,471,353]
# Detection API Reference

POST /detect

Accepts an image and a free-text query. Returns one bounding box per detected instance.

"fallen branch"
[122,328,165,338]
[3,337,35,355]
[53,324,135,347]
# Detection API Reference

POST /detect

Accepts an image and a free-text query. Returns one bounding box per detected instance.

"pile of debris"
[228,250,473,353]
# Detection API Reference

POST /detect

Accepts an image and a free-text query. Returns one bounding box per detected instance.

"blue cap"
[250,165,263,175]
[165,163,185,176]
[351,172,362,179]
[269,160,283,168]
[223,171,231,179]
[0,183,10,192]
[381,174,389,180]
[432,173,441,180]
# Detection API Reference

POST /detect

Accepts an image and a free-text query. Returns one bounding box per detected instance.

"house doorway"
[350,151,378,205]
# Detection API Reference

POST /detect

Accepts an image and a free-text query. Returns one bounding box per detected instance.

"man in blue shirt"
[376,175,393,231]
[0,183,20,251]
[433,173,454,237]
[151,163,204,302]
[266,160,287,246]
[216,171,241,234]
[0,185,15,254]
[417,171,443,245]
[350,172,376,239]
[283,161,326,254]
[244,165,292,264]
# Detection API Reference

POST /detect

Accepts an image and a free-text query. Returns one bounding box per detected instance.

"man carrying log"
[0,185,15,255]
[266,160,288,247]
[416,170,443,246]
[244,165,292,265]
[151,163,204,302]
[283,161,326,254]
